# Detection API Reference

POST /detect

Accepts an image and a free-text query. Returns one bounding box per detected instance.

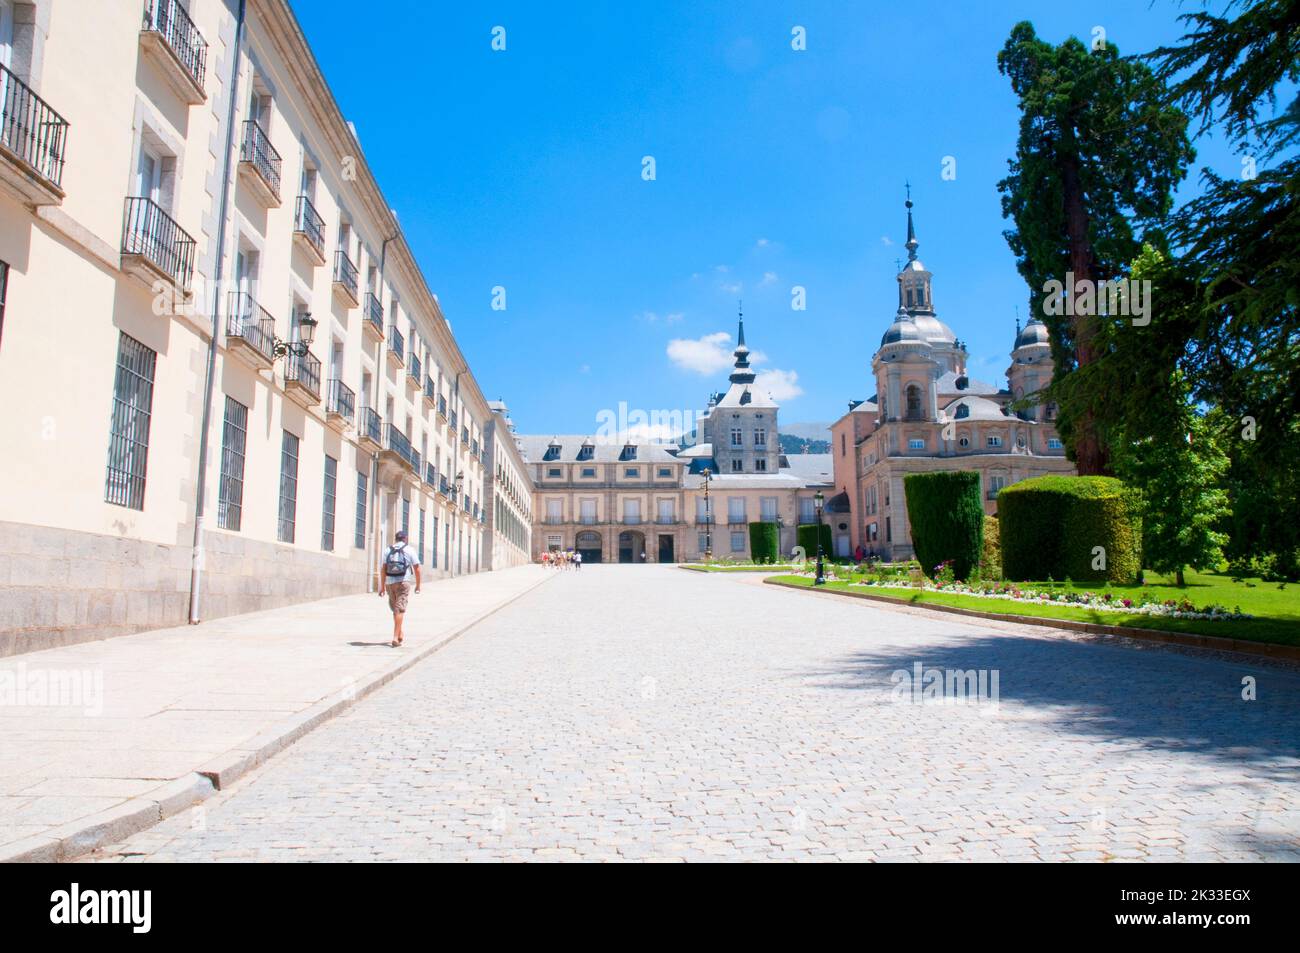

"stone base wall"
[0,521,367,656]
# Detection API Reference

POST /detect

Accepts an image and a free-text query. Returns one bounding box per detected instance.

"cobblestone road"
[89,566,1300,861]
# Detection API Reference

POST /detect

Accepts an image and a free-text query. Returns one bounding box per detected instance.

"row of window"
[542,465,676,481]
[904,433,1064,451]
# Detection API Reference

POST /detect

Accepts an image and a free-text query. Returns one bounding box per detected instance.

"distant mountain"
[782,421,832,442]
[779,433,830,454]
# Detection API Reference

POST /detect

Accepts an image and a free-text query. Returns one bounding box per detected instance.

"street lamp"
[702,467,713,561]
[813,490,826,585]
[272,310,317,360]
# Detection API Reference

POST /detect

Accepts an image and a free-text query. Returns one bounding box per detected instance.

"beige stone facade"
[0,0,509,654]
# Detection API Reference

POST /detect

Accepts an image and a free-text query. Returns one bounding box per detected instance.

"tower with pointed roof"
[699,304,782,475]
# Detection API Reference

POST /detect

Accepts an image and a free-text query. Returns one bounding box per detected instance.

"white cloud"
[881,236,894,246]
[639,311,684,324]
[759,271,778,286]
[666,332,734,374]
[579,363,591,374]
[755,238,770,248]
[720,280,743,294]
[755,368,804,401]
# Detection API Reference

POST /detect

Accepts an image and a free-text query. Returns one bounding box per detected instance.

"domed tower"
[1006,315,1052,421]
[895,190,963,374]
[873,307,940,424]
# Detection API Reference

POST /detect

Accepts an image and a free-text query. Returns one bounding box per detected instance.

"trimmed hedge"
[796,523,832,558]
[748,521,780,564]
[997,475,1141,583]
[903,471,984,580]
[981,515,1002,580]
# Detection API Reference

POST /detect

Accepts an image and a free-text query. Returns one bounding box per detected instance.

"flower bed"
[793,571,1252,621]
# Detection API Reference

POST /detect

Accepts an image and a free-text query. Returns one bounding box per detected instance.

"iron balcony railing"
[384,423,414,469]
[580,515,598,525]
[240,119,280,199]
[122,196,196,289]
[695,516,715,525]
[623,516,642,525]
[411,447,422,476]
[358,406,382,444]
[225,291,275,363]
[293,195,325,257]
[363,292,383,332]
[655,516,677,525]
[449,410,458,432]
[437,396,448,419]
[285,350,321,399]
[0,62,69,189]
[334,249,359,299]
[143,0,208,91]
[408,352,422,382]
[424,462,437,489]
[424,376,435,402]
[388,324,404,362]
[326,379,355,421]
[439,475,450,496]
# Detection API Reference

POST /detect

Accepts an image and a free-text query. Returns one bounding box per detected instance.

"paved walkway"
[85,565,1300,862]
[0,565,551,861]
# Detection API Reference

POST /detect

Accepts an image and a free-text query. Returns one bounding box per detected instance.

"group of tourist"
[542,550,582,570]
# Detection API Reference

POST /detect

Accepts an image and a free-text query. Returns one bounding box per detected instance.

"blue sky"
[292,0,1254,436]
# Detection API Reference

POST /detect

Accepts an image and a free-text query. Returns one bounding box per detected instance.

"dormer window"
[955,404,970,419]
[577,441,594,461]
[620,443,637,461]
[543,440,561,461]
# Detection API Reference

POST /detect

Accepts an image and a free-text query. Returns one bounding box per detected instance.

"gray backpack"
[384,545,410,578]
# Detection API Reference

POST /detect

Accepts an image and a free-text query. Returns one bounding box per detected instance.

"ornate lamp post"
[814,490,826,585]
[271,310,318,360]
[702,467,713,561]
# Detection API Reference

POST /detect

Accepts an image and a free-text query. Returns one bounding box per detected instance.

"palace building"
[520,314,833,564]
[0,0,528,653]
[828,198,1075,561]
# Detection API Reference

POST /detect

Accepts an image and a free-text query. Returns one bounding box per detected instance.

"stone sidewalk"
[0,565,551,862]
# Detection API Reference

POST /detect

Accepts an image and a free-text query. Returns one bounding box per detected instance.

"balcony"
[0,64,69,206]
[380,423,415,472]
[140,0,207,105]
[225,292,275,368]
[333,250,360,308]
[292,195,326,265]
[361,291,384,340]
[284,350,321,406]
[386,325,405,370]
[695,516,715,526]
[121,196,196,294]
[424,462,438,490]
[422,375,436,408]
[439,475,451,497]
[409,448,423,486]
[437,396,448,421]
[326,379,355,429]
[407,352,422,388]
[655,516,677,525]
[579,515,599,525]
[622,516,642,526]
[357,406,382,451]
[238,120,281,207]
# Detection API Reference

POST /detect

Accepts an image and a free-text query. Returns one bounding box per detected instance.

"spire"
[904,182,919,262]
[729,302,756,385]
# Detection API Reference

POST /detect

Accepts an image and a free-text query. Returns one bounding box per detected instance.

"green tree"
[1113,378,1231,586]
[997,22,1194,475]
[1144,0,1300,575]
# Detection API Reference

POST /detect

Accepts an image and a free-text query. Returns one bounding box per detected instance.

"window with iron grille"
[105,333,157,510]
[277,430,299,543]
[0,260,8,348]
[217,396,248,530]
[418,508,425,563]
[402,494,410,538]
[354,469,367,549]
[322,454,337,550]
[431,516,439,564]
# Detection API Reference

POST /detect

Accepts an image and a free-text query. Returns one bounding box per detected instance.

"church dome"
[911,313,957,345]
[1014,318,1050,349]
[881,308,923,346]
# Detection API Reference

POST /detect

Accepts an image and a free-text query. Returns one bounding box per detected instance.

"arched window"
[905,384,923,421]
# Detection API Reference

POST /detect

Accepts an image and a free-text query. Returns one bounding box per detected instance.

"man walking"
[379,529,421,647]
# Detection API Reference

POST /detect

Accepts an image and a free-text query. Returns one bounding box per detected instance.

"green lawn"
[769,570,1300,647]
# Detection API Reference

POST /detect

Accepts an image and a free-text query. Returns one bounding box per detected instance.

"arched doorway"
[618,530,646,563]
[576,531,602,564]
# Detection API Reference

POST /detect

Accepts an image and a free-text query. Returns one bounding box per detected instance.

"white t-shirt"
[384,543,420,583]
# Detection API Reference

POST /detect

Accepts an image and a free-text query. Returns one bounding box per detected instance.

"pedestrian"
[378,529,421,647]
[574,550,582,571]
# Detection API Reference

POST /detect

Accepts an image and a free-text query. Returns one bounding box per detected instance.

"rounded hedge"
[796,523,832,559]
[903,471,984,580]
[997,475,1141,583]
[748,521,780,564]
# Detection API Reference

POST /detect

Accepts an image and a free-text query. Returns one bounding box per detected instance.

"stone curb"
[762,577,1300,663]
[1,572,554,864]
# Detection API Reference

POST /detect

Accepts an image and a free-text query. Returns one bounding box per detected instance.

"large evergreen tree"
[996,22,1194,474]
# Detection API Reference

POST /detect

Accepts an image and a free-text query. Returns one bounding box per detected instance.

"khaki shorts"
[386,581,411,614]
